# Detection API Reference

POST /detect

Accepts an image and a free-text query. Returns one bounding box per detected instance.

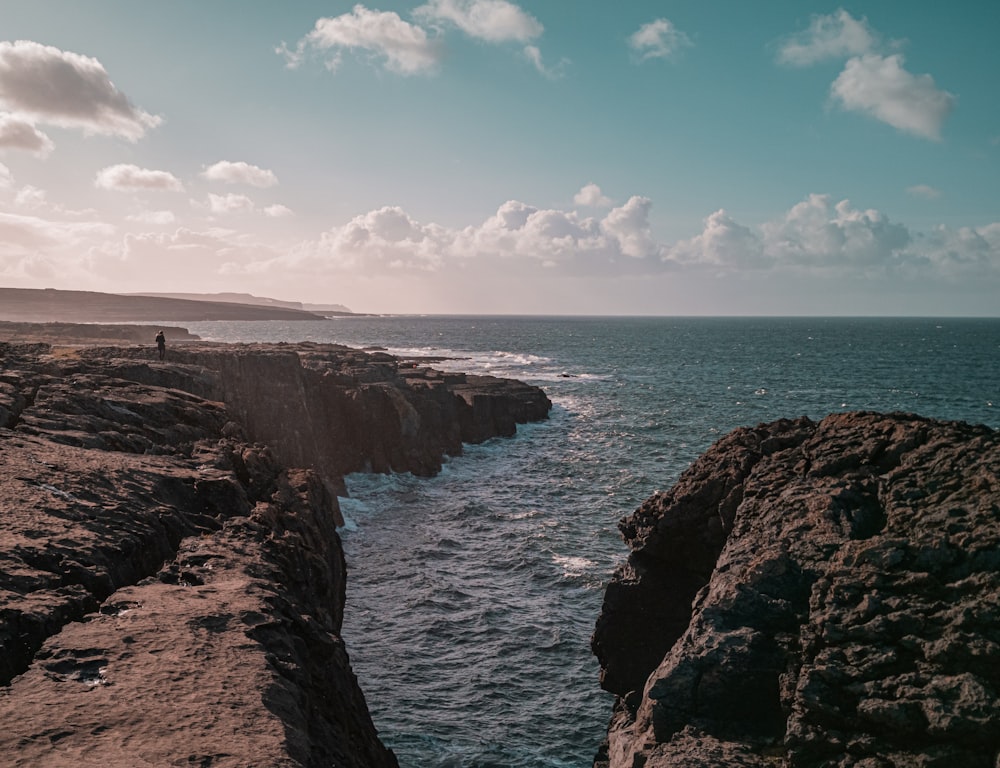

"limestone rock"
[593,412,1000,768]
[0,339,550,767]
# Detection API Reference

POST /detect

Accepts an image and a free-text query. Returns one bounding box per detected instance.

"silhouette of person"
[155,330,166,360]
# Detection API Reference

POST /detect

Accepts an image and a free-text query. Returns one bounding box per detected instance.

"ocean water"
[185,316,999,767]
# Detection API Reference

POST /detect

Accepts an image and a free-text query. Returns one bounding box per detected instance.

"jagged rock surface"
[0,340,550,767]
[82,342,551,497]
[592,412,999,768]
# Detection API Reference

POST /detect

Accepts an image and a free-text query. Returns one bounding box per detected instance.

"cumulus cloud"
[671,210,765,267]
[831,54,955,141]
[0,41,161,141]
[664,194,939,276]
[5,185,997,301]
[261,194,669,279]
[95,164,184,192]
[414,0,542,43]
[312,206,450,271]
[264,204,293,218]
[907,184,941,199]
[0,161,11,187]
[14,185,46,208]
[0,113,54,156]
[279,5,442,75]
[207,193,256,214]
[201,160,278,188]
[919,223,1000,277]
[777,11,954,140]
[601,196,661,259]
[629,19,693,61]
[760,194,911,268]
[574,183,612,208]
[777,9,877,66]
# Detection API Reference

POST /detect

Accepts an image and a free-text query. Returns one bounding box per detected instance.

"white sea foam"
[551,553,596,577]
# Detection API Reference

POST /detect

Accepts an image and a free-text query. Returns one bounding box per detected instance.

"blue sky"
[1,1,998,315]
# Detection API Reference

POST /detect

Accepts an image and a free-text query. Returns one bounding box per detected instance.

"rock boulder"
[593,412,999,768]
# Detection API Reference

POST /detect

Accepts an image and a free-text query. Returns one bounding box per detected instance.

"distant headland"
[0,287,355,324]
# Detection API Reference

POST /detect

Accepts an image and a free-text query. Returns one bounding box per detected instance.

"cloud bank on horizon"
[0,2,997,315]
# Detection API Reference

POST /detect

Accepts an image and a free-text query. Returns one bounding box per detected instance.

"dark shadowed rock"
[593,412,999,768]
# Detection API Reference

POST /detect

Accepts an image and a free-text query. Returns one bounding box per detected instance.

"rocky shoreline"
[4,328,998,768]
[0,338,550,767]
[592,411,999,768]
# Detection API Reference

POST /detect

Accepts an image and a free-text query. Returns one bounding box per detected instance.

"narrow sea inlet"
[187,316,1000,767]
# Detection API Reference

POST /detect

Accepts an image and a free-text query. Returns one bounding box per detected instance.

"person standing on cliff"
[155,330,166,360]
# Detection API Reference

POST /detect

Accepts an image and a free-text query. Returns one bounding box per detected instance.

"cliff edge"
[592,412,999,768]
[0,340,550,767]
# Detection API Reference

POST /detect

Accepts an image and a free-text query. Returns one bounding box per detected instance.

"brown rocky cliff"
[84,342,551,497]
[0,340,550,767]
[592,411,999,768]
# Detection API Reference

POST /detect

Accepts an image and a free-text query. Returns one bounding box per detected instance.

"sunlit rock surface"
[593,412,999,768]
[0,339,550,768]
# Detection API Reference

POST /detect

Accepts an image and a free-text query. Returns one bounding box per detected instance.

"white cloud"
[522,45,566,79]
[414,0,542,43]
[629,19,693,62]
[260,195,668,279]
[14,185,46,208]
[0,113,54,156]
[4,186,997,304]
[776,12,954,141]
[0,41,161,141]
[95,164,184,192]
[207,193,256,214]
[919,223,1000,277]
[601,196,660,259]
[280,5,442,75]
[201,160,278,188]
[760,193,911,268]
[126,210,176,225]
[264,204,293,218]
[314,206,450,271]
[0,210,114,257]
[0,161,11,188]
[671,210,765,267]
[98,227,287,290]
[831,54,955,141]
[907,184,941,199]
[574,183,612,208]
[778,9,877,66]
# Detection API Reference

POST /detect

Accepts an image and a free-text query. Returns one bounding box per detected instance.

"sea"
[185,316,999,768]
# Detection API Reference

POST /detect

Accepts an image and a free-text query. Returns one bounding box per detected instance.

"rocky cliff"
[592,412,999,768]
[0,339,550,767]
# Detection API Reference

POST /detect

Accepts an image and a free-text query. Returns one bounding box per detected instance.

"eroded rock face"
[81,342,552,495]
[0,340,550,767]
[593,412,1000,768]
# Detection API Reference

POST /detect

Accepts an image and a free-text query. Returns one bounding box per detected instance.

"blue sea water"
[185,316,999,768]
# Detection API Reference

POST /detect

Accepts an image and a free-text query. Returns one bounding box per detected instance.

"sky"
[0,1,998,315]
